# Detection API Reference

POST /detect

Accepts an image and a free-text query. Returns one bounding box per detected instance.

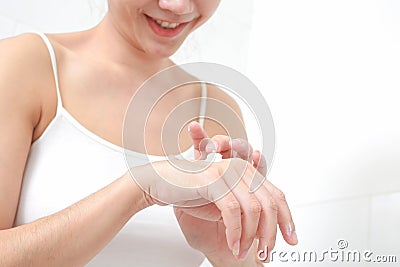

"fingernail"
[206,142,217,153]
[232,240,240,256]
[287,223,298,244]
[286,223,293,237]
[291,231,298,244]
[231,139,242,147]
[188,124,191,132]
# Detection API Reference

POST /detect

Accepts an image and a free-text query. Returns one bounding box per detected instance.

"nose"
[158,0,194,15]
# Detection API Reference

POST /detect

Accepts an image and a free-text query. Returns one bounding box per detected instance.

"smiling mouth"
[153,18,181,29]
[145,14,191,37]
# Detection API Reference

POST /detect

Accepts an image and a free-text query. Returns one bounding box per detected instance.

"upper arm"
[0,34,49,230]
[203,85,245,138]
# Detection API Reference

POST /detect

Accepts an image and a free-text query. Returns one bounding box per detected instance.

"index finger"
[188,121,209,160]
[252,150,267,177]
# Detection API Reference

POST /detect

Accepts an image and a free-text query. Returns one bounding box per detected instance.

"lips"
[145,14,190,38]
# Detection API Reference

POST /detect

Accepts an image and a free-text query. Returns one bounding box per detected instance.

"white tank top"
[14,33,208,267]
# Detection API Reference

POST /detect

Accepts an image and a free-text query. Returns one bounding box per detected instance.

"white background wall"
[1,0,399,266]
[248,1,400,266]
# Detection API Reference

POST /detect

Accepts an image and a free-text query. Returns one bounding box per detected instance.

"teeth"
[154,19,180,29]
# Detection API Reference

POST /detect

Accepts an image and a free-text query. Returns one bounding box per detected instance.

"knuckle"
[226,200,241,214]
[231,223,242,231]
[274,188,287,202]
[267,196,278,213]
[248,198,262,215]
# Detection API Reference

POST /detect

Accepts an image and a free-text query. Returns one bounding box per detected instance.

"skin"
[0,0,296,266]
[177,123,298,265]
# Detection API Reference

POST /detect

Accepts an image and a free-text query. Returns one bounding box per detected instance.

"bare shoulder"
[0,33,58,128]
[0,33,56,98]
[203,84,244,137]
[0,33,53,73]
[206,84,242,116]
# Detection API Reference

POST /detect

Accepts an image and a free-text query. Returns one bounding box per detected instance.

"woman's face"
[108,0,220,58]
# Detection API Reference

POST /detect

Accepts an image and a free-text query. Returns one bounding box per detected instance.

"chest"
[61,79,203,156]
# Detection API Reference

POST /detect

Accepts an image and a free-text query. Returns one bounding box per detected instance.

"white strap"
[198,82,207,127]
[36,32,63,112]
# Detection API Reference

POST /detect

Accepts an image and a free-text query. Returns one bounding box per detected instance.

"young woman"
[0,0,297,266]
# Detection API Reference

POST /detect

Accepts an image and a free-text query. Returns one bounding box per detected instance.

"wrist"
[120,171,153,216]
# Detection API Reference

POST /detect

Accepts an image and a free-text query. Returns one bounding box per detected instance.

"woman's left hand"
[187,121,267,176]
[174,122,298,265]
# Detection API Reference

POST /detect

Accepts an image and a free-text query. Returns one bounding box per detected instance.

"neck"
[83,14,173,78]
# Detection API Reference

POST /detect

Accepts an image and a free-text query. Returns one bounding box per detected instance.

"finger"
[231,138,253,162]
[210,136,253,161]
[188,121,209,160]
[263,181,298,246]
[250,180,278,262]
[237,166,278,262]
[199,138,219,160]
[230,181,261,260]
[234,160,298,246]
[174,203,221,221]
[255,192,278,263]
[197,171,242,256]
[214,193,242,256]
[230,158,265,193]
[252,150,267,177]
[209,135,230,154]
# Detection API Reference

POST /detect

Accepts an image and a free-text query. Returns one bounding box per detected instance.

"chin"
[146,42,182,59]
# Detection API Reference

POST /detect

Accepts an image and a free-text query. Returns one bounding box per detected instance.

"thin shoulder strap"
[198,82,207,127]
[36,32,63,112]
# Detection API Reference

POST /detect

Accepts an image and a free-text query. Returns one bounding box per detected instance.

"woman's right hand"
[128,157,295,261]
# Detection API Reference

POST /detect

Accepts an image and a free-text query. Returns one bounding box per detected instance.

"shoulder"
[206,84,242,117]
[0,33,56,92]
[0,33,58,127]
[203,84,244,137]
[0,33,53,73]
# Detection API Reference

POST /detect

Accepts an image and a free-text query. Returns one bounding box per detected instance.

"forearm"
[0,174,148,267]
